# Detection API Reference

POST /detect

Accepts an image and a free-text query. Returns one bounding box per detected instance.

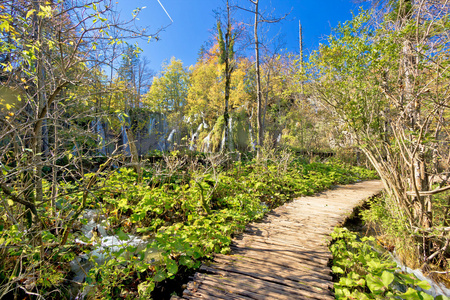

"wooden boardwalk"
[172,180,384,300]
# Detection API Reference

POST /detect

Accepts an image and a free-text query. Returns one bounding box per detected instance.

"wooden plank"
[200,265,333,299]
[181,280,242,300]
[196,272,329,300]
[241,229,332,245]
[231,240,330,262]
[201,262,332,292]
[223,250,333,278]
[235,232,330,248]
[229,242,330,267]
[212,255,333,282]
[217,250,329,270]
[244,225,331,238]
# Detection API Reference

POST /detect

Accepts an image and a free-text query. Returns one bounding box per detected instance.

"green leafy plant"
[330,227,444,300]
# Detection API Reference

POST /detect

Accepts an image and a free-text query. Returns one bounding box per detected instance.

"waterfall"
[189,123,203,151]
[167,129,176,143]
[91,119,106,155]
[202,133,211,153]
[97,120,106,155]
[220,130,226,151]
[228,116,234,151]
[148,117,156,136]
[249,109,256,151]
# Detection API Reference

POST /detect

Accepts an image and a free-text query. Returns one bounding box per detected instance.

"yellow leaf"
[26,9,36,19]
[5,103,12,110]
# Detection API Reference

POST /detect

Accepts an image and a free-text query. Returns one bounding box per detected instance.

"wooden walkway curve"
[172,180,384,300]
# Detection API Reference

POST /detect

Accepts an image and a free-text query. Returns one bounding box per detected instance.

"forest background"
[0,0,449,299]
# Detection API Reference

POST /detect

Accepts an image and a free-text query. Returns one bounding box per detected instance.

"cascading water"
[157,115,169,151]
[91,119,107,155]
[276,133,282,144]
[167,129,176,144]
[390,252,450,298]
[70,209,160,299]
[148,117,156,137]
[189,123,203,151]
[202,133,211,153]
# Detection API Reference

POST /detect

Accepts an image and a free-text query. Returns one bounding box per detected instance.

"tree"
[310,2,450,260]
[118,45,154,109]
[216,0,238,152]
[237,0,288,157]
[0,1,160,297]
[144,57,190,141]
[187,44,251,152]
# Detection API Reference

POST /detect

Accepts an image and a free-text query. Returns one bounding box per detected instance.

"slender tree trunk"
[254,0,263,158]
[403,38,431,228]
[221,0,233,153]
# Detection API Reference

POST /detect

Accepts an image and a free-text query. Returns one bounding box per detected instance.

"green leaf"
[381,270,394,287]
[418,292,434,300]
[366,274,384,293]
[153,269,167,282]
[415,280,431,290]
[179,255,194,267]
[166,259,178,276]
[401,288,421,299]
[116,229,129,241]
[332,266,345,274]
[339,276,357,287]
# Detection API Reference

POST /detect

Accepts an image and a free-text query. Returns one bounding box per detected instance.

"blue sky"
[117,0,368,73]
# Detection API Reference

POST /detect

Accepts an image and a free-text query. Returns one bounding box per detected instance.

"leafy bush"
[330,227,444,300]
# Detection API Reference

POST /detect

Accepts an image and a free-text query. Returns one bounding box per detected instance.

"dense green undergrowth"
[0,156,377,299]
[330,227,450,300]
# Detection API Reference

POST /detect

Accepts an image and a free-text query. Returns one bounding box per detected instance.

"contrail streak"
[157,0,173,23]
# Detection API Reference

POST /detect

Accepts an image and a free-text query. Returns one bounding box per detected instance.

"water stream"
[390,252,450,298]
[69,209,160,299]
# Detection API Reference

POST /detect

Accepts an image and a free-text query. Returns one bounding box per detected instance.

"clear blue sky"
[117,0,368,73]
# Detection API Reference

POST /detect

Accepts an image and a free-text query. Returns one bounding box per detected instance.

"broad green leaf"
[366,274,384,293]
[416,280,431,290]
[153,269,167,282]
[401,288,421,299]
[116,229,129,241]
[332,266,345,274]
[166,259,178,276]
[381,270,394,287]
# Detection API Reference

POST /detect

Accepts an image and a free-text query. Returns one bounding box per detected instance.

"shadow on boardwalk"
[172,180,384,300]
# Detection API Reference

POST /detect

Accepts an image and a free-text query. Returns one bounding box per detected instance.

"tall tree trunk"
[220,0,234,153]
[254,0,263,158]
[403,38,431,228]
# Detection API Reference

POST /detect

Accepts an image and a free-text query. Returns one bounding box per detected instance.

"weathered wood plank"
[196,272,330,300]
[200,266,333,299]
[223,250,333,277]
[211,256,333,284]
[201,262,333,292]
